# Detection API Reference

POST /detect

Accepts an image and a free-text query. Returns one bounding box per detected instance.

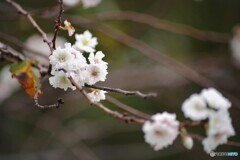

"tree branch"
[0,32,48,59]
[52,0,64,50]
[69,76,146,124]
[90,11,229,43]
[5,0,53,52]
[105,95,151,120]
[85,84,157,99]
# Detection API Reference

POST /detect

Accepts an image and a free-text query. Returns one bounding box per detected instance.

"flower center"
[60,76,68,84]
[58,54,66,62]
[82,38,89,46]
[154,129,164,136]
[91,70,98,77]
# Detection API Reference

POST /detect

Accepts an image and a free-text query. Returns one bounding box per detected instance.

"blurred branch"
[5,0,53,52]
[105,95,151,120]
[90,11,229,43]
[0,47,23,62]
[66,15,216,88]
[85,84,157,99]
[64,15,240,110]
[69,76,146,124]
[0,32,48,59]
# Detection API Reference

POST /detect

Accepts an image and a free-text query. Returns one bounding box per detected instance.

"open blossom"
[49,43,75,71]
[86,64,108,85]
[182,94,209,121]
[24,34,66,65]
[202,134,228,153]
[88,51,108,66]
[142,112,179,151]
[87,89,106,102]
[207,110,235,137]
[81,0,101,8]
[202,110,235,153]
[61,20,75,36]
[74,30,98,53]
[200,88,231,110]
[49,70,76,91]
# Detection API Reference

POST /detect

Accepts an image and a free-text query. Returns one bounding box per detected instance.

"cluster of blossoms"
[49,30,108,102]
[182,88,235,153]
[142,88,235,153]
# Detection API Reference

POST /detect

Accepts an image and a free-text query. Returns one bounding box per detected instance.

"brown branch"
[68,76,146,124]
[85,84,157,99]
[0,47,23,62]
[52,0,64,50]
[90,11,229,43]
[0,46,48,76]
[0,32,48,59]
[33,81,64,109]
[5,0,53,52]
[180,121,207,128]
[105,95,151,120]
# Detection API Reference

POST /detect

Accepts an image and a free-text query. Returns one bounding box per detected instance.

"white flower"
[207,110,235,137]
[87,89,106,102]
[69,67,89,87]
[86,64,108,85]
[81,0,101,8]
[88,51,108,68]
[202,109,235,153]
[182,94,209,121]
[63,0,80,7]
[202,134,228,153]
[49,70,75,91]
[182,136,194,150]
[74,30,98,53]
[142,112,179,151]
[200,88,231,110]
[61,20,75,36]
[49,43,75,71]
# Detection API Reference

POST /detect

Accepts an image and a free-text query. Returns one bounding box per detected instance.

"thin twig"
[180,121,207,128]
[0,32,48,59]
[5,0,53,52]
[52,0,64,50]
[0,46,48,75]
[69,77,146,124]
[90,11,229,43]
[105,95,151,120]
[0,47,23,62]
[85,84,157,99]
[33,81,64,109]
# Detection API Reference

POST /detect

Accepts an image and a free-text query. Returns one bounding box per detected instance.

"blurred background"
[0,0,240,159]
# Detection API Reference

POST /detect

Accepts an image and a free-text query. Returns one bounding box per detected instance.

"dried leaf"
[10,60,41,97]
